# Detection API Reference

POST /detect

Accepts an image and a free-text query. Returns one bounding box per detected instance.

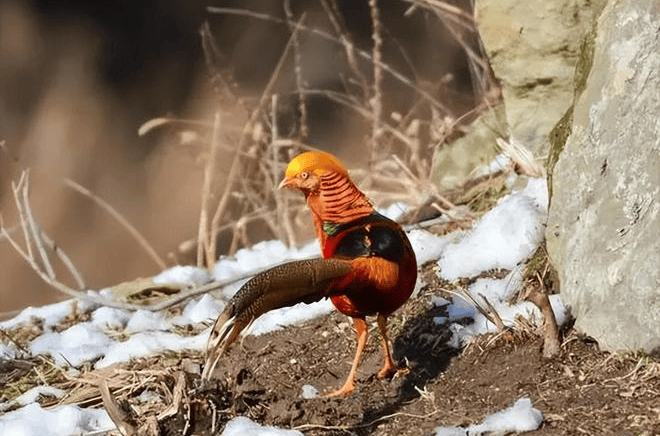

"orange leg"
[324,317,369,397]
[376,314,397,379]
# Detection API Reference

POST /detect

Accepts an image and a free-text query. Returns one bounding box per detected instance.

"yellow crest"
[284,151,348,178]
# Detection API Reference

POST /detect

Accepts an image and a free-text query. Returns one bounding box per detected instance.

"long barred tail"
[201,258,352,380]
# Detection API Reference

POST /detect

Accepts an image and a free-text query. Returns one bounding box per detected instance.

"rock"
[431,105,507,189]
[476,0,601,155]
[546,0,660,351]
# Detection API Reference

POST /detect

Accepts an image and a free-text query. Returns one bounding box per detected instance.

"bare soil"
[2,266,659,436]
[181,298,660,436]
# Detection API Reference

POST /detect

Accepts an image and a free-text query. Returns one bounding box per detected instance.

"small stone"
[301,384,319,399]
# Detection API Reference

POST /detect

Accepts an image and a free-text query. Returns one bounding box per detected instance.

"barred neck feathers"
[317,171,373,224]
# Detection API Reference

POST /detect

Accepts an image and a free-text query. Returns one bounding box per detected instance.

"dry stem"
[283,0,309,140]
[369,0,384,172]
[1,171,87,299]
[64,178,166,271]
[1,170,291,312]
[198,112,222,268]
[208,15,306,261]
[206,6,451,115]
[99,379,136,436]
[496,137,544,177]
[449,289,506,332]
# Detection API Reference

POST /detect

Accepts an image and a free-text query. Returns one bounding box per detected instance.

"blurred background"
[0,0,489,315]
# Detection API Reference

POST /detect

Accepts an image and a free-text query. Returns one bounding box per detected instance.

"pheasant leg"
[324,317,368,397]
[376,314,397,379]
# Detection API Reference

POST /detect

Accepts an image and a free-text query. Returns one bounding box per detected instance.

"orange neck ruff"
[306,170,373,251]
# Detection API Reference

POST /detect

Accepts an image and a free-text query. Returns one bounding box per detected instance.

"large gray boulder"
[546,0,660,351]
[434,0,598,188]
[476,0,598,155]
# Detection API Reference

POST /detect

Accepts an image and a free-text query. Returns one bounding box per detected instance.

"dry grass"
[136,0,502,270]
[0,0,516,324]
[0,2,510,426]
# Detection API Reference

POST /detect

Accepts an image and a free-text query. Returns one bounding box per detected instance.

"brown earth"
[178,297,660,436]
[4,265,659,436]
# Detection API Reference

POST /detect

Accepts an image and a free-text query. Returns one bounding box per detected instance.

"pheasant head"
[279,150,374,240]
[278,151,347,193]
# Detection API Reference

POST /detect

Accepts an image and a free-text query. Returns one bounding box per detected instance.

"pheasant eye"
[299,171,310,180]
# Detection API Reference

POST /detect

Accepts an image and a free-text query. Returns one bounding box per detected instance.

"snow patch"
[221,416,303,436]
[438,178,548,281]
[29,322,114,367]
[0,386,65,412]
[153,265,212,285]
[0,403,115,436]
[434,397,543,435]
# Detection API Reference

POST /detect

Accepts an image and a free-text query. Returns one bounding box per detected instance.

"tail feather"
[202,257,352,380]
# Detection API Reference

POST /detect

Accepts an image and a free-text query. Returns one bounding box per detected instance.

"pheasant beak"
[278,176,294,189]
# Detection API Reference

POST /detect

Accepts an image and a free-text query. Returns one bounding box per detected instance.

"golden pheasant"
[202,151,418,396]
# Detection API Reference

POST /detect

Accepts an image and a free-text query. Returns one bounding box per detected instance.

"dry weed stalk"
[270,94,298,248]
[283,0,309,140]
[99,379,137,436]
[448,288,506,332]
[206,6,452,115]
[320,0,370,101]
[197,112,222,268]
[96,369,190,435]
[407,0,496,102]
[1,170,291,312]
[0,171,87,299]
[204,15,307,266]
[496,137,544,177]
[64,178,166,271]
[369,0,384,173]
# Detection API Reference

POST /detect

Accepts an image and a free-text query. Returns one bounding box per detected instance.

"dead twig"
[477,292,506,331]
[206,6,452,115]
[369,0,384,173]
[208,14,307,262]
[320,0,370,101]
[448,289,506,331]
[283,0,308,140]
[1,172,89,300]
[64,178,166,271]
[12,171,51,277]
[496,137,544,177]
[198,112,222,269]
[270,94,297,248]
[99,379,136,436]
[526,286,561,358]
[157,371,187,421]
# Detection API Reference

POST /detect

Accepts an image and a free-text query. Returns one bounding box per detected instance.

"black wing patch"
[332,214,405,262]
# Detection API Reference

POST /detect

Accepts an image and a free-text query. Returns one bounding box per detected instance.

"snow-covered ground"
[0,175,568,435]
